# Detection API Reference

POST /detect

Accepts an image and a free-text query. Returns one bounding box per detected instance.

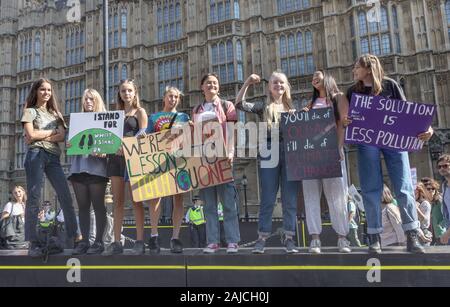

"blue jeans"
[357,144,420,234]
[258,141,298,237]
[24,148,78,243]
[199,181,240,245]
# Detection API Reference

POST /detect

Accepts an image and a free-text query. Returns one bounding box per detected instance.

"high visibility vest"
[189,206,206,225]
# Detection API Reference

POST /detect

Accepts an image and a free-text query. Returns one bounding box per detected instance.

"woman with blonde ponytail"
[344,54,434,254]
[235,71,299,254]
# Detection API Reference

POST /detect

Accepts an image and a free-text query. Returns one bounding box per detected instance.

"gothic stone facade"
[0,0,449,216]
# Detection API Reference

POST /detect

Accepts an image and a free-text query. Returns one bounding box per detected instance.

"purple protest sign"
[345,93,435,152]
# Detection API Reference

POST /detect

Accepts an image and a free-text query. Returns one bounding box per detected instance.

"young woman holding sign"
[103,79,148,255]
[192,73,241,254]
[68,89,108,255]
[146,86,190,254]
[21,78,78,257]
[344,54,433,253]
[235,71,299,254]
[301,70,351,254]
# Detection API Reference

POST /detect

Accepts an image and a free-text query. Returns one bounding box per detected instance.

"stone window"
[158,58,184,98]
[279,31,314,77]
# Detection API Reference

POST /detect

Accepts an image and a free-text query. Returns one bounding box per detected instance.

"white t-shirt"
[418,200,431,229]
[312,97,330,109]
[196,102,217,122]
[3,202,25,216]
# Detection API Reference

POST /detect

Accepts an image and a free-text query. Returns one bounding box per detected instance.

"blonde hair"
[82,89,106,112]
[12,186,27,204]
[163,86,183,108]
[117,79,141,110]
[265,71,294,128]
[355,54,385,95]
[382,184,394,204]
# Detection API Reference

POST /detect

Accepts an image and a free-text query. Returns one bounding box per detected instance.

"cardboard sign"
[345,93,435,151]
[122,127,233,202]
[280,108,342,181]
[67,111,124,155]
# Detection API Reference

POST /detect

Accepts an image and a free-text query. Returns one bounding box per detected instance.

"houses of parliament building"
[0,0,449,216]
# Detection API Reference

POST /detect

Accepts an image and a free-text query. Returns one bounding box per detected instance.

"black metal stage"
[1,246,449,287]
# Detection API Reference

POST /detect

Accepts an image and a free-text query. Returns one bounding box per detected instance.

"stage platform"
[1,246,449,287]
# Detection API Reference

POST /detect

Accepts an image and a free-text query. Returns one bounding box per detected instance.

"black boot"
[367,233,381,254]
[406,230,425,254]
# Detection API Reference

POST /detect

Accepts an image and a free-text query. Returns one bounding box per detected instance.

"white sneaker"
[338,237,351,253]
[203,243,219,254]
[226,243,239,253]
[309,239,321,254]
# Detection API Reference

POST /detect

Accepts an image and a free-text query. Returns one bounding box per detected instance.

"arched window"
[157,58,184,97]
[234,0,240,19]
[35,31,41,68]
[278,0,309,14]
[211,40,239,83]
[358,7,391,55]
[236,40,243,81]
[121,64,127,80]
[209,0,237,23]
[280,31,314,77]
[446,0,450,40]
[158,2,182,43]
[358,12,367,35]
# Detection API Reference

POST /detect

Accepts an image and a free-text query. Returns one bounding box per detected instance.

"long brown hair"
[24,78,65,125]
[117,79,141,111]
[415,182,432,203]
[424,179,441,203]
[354,54,385,95]
[309,70,341,120]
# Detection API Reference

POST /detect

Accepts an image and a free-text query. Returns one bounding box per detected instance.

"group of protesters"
[6,52,446,257]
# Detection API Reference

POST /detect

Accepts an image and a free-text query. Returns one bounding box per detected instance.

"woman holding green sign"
[21,78,78,257]
[103,79,148,256]
[68,89,108,255]
[344,54,433,254]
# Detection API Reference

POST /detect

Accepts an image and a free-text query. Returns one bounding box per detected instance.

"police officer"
[185,196,206,248]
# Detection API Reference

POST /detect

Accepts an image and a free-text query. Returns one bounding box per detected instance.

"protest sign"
[67,111,124,155]
[281,108,342,181]
[122,126,233,202]
[345,93,435,151]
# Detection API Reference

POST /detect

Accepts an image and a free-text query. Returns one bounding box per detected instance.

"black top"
[346,77,406,102]
[124,115,139,137]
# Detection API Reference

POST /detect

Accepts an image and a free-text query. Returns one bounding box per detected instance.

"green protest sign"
[67,111,124,155]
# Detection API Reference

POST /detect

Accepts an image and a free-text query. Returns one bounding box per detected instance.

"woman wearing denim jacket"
[192,73,240,254]
[235,71,299,254]
[344,54,433,254]
[21,78,78,257]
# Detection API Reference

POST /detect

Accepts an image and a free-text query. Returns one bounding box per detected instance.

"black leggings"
[71,181,107,244]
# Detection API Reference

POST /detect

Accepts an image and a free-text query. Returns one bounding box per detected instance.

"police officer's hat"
[192,195,201,202]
